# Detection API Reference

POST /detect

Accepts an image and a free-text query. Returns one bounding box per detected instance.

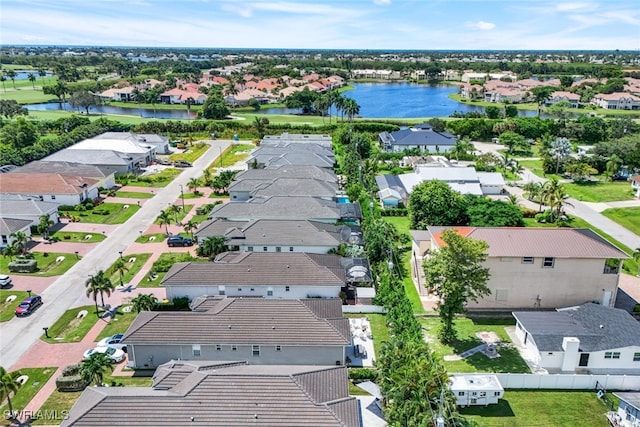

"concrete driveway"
[0,140,233,369]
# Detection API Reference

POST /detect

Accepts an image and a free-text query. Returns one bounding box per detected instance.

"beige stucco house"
[411,227,628,310]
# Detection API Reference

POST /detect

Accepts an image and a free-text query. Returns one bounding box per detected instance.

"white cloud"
[373,0,392,5]
[465,21,496,30]
[555,2,597,12]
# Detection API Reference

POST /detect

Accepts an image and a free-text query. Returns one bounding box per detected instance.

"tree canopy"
[408,180,466,229]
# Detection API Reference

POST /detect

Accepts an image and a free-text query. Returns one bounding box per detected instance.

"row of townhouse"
[63,133,366,426]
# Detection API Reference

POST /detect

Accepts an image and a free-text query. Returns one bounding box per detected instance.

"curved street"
[0,140,232,369]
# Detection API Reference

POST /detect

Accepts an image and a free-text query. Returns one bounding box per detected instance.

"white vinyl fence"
[342,305,387,314]
[477,373,640,390]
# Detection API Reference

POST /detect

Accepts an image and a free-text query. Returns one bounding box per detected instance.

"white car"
[0,275,12,288]
[96,333,126,351]
[83,346,125,363]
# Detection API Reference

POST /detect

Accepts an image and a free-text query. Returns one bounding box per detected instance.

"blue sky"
[1,0,639,50]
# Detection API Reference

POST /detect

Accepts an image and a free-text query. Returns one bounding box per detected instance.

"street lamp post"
[43,327,50,338]
[219,146,222,168]
[179,184,185,211]
[74,251,79,259]
[118,251,123,259]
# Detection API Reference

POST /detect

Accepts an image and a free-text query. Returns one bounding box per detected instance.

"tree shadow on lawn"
[459,399,516,418]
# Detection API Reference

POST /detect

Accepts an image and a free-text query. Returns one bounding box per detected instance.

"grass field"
[106,253,152,287]
[208,143,255,169]
[0,290,30,322]
[0,252,79,277]
[0,367,57,416]
[602,207,640,236]
[169,142,210,163]
[563,181,634,202]
[135,233,167,243]
[419,317,531,373]
[41,305,98,343]
[460,390,611,427]
[69,203,140,224]
[32,390,82,425]
[95,306,139,341]
[122,168,181,187]
[114,191,154,199]
[48,231,106,243]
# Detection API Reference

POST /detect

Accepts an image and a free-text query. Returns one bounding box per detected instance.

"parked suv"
[173,160,192,168]
[15,295,43,317]
[167,236,194,247]
[0,274,12,288]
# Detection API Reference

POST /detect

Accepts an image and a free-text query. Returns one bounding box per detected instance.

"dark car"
[167,236,194,247]
[15,295,43,317]
[173,160,192,168]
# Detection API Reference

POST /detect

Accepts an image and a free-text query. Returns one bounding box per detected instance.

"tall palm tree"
[132,293,157,313]
[542,179,573,221]
[167,204,181,224]
[523,181,544,210]
[185,96,195,119]
[201,168,212,187]
[187,177,200,194]
[2,245,18,261]
[157,210,172,235]
[0,366,22,419]
[9,231,29,255]
[183,220,198,238]
[80,353,113,387]
[253,116,266,139]
[0,75,6,92]
[110,258,129,287]
[27,72,36,89]
[85,270,114,316]
[37,214,54,240]
[6,70,16,89]
[343,98,360,122]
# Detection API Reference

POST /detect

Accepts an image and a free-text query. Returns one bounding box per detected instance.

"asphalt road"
[0,140,232,369]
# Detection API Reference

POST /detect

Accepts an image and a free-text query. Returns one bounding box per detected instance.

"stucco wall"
[165,284,341,300]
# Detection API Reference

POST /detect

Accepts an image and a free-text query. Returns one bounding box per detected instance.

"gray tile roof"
[196,219,354,247]
[0,197,59,218]
[250,178,338,198]
[251,152,336,169]
[613,392,640,410]
[62,362,360,427]
[379,124,456,147]
[12,161,115,178]
[0,217,32,235]
[427,227,629,259]
[513,303,640,352]
[121,297,350,345]
[161,252,345,287]
[209,196,360,222]
[261,133,333,148]
[234,165,338,183]
[307,254,373,284]
[42,148,132,165]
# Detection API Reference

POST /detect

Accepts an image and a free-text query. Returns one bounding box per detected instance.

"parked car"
[15,295,43,317]
[173,160,192,168]
[83,346,126,363]
[97,333,127,351]
[167,236,194,247]
[0,274,12,288]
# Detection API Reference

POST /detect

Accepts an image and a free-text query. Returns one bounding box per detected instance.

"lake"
[25,102,197,119]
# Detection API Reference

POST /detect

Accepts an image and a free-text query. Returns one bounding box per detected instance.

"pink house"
[546,91,581,108]
[591,93,640,110]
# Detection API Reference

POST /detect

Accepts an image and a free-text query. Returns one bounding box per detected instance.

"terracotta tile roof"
[429,227,628,259]
[0,173,99,195]
[62,362,360,427]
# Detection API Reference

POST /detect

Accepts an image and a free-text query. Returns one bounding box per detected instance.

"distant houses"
[379,123,457,154]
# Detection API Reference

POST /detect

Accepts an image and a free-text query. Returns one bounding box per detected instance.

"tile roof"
[0,173,99,195]
[250,178,338,198]
[161,251,345,287]
[379,124,456,147]
[0,197,59,218]
[62,362,360,427]
[42,149,133,166]
[0,217,32,234]
[513,303,640,352]
[13,161,115,178]
[122,297,350,345]
[233,165,338,184]
[428,227,628,259]
[613,392,640,411]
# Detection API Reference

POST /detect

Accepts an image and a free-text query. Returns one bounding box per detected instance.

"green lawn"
[41,305,99,343]
[95,306,139,341]
[0,367,57,416]
[114,190,154,199]
[563,181,634,202]
[138,271,166,288]
[460,390,611,427]
[0,290,30,322]
[180,191,204,199]
[419,317,531,373]
[106,253,152,287]
[208,143,255,169]
[48,231,106,243]
[383,215,411,236]
[68,203,140,224]
[169,142,210,163]
[123,168,182,188]
[32,390,82,425]
[518,159,562,181]
[602,207,640,236]
[0,252,79,276]
[135,233,167,243]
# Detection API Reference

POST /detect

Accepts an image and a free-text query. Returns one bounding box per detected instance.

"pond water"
[9,71,53,80]
[25,102,197,119]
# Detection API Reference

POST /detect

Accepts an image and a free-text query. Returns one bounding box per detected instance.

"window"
[458,392,465,396]
[276,345,282,352]
[216,344,221,351]
[471,399,477,404]
[522,257,534,264]
[543,257,555,268]
[192,345,201,357]
[471,392,477,396]
[276,247,281,252]
[613,352,621,359]
[51,195,56,200]
[480,392,486,397]
[252,345,260,356]
[250,288,255,292]
[634,353,640,362]
[289,247,294,252]
[218,285,225,296]
[494,392,501,396]
[231,345,237,351]
[285,286,290,292]
[605,352,613,359]
[248,246,253,252]
[237,288,242,292]
[267,287,273,296]
[263,246,268,252]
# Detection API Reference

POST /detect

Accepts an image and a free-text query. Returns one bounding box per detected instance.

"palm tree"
[542,179,573,221]
[132,293,157,313]
[110,258,129,287]
[183,220,198,238]
[27,72,36,89]
[0,366,22,419]
[253,116,266,139]
[523,181,544,210]
[37,214,54,240]
[85,270,114,316]
[507,194,519,206]
[343,98,360,122]
[185,96,195,119]
[0,75,6,92]
[187,177,200,194]
[157,210,172,235]
[633,248,640,277]
[38,68,47,86]
[167,204,181,224]
[2,244,18,261]
[9,231,29,255]
[196,236,227,259]
[201,168,212,187]
[80,353,113,387]
[6,70,16,89]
